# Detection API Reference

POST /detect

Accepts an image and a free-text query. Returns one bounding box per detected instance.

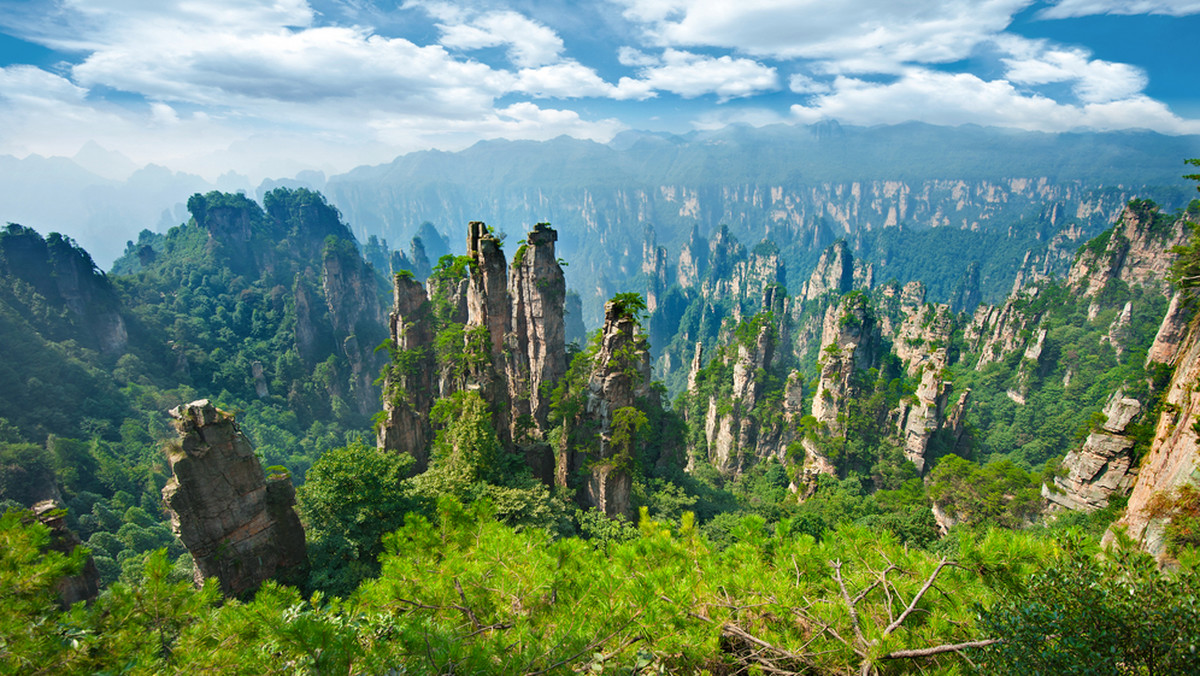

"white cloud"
[0,1,637,181]
[789,68,1200,133]
[436,10,565,68]
[0,65,89,106]
[617,46,659,67]
[999,37,1146,103]
[611,0,1033,70]
[1039,0,1200,18]
[627,49,779,100]
[788,72,832,94]
[515,61,652,99]
[691,106,789,130]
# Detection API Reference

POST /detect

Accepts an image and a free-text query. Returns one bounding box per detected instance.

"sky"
[0,0,1198,182]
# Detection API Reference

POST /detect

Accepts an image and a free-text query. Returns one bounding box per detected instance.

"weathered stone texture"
[162,400,308,598]
[1046,392,1142,513]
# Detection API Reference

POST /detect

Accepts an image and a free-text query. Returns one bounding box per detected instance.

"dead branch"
[879,638,1001,659]
[830,560,868,652]
[883,559,955,637]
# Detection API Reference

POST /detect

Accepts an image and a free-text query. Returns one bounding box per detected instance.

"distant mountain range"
[3,122,1199,325]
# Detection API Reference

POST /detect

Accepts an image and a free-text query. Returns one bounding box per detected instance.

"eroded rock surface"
[580,302,653,519]
[1046,392,1142,513]
[162,400,307,597]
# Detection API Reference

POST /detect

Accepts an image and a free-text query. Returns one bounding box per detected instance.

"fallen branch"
[879,638,1002,659]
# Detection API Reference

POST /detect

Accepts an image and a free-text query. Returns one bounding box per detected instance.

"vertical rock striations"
[805,293,879,477]
[162,400,307,598]
[377,274,436,473]
[580,301,653,519]
[1105,315,1200,561]
[508,223,567,440]
[377,221,569,484]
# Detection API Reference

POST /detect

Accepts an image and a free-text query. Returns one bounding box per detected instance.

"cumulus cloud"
[611,0,1032,70]
[435,10,566,68]
[789,68,1200,133]
[0,0,637,180]
[622,49,779,100]
[788,72,832,95]
[998,36,1147,103]
[1039,0,1200,18]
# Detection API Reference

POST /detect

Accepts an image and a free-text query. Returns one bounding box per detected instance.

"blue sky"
[0,0,1197,181]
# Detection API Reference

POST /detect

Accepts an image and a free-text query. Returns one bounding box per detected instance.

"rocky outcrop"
[695,320,777,474]
[31,500,99,608]
[376,274,436,473]
[162,400,307,598]
[642,225,669,312]
[565,291,587,346]
[1146,292,1193,366]
[320,242,390,416]
[578,301,653,518]
[676,225,708,289]
[805,293,879,476]
[1105,314,1200,562]
[1046,391,1142,513]
[800,241,854,302]
[966,288,1044,370]
[0,224,128,355]
[508,223,567,441]
[378,221,568,483]
[1068,203,1189,299]
[894,360,965,474]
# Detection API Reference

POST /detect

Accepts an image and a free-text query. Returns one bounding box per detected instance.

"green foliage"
[609,291,647,324]
[927,454,1042,529]
[297,441,415,596]
[973,532,1200,674]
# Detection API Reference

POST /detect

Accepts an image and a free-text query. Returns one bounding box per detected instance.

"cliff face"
[162,400,307,597]
[1068,202,1189,299]
[376,275,436,473]
[1105,315,1200,561]
[508,223,567,440]
[321,242,390,416]
[800,240,854,302]
[580,301,653,519]
[0,224,128,355]
[805,293,880,477]
[377,222,567,484]
[693,320,778,474]
[1046,391,1142,512]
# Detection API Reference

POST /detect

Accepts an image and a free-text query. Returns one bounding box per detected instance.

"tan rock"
[162,400,307,598]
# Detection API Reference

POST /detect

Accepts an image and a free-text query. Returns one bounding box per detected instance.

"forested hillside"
[3,173,1200,673]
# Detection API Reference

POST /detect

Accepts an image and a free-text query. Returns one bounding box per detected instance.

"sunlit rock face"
[377,221,567,484]
[580,301,653,519]
[1046,392,1143,513]
[1106,318,1200,563]
[376,274,436,473]
[162,400,307,598]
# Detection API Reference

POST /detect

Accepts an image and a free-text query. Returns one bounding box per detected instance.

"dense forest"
[3,166,1200,673]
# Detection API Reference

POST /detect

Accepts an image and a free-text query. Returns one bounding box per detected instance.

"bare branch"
[884,558,956,636]
[720,622,816,669]
[830,560,868,648]
[879,638,1002,659]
